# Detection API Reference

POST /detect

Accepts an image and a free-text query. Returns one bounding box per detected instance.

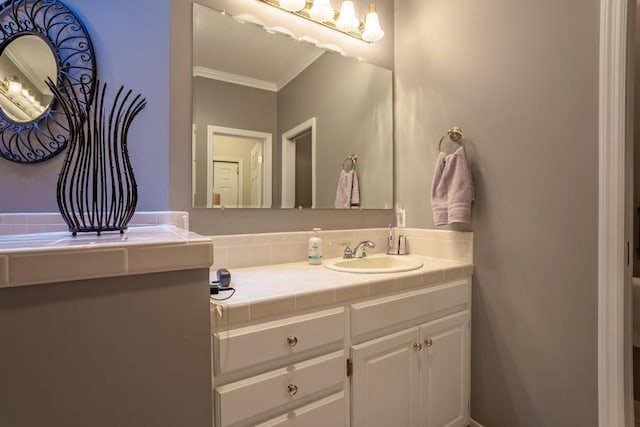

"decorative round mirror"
[0,0,96,164]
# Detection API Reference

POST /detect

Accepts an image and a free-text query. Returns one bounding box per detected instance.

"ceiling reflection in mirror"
[0,35,56,123]
[192,4,393,209]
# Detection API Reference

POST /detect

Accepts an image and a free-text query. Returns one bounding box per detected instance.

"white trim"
[468,418,485,427]
[192,124,197,207]
[207,125,273,209]
[281,118,317,209]
[598,0,631,426]
[193,66,278,92]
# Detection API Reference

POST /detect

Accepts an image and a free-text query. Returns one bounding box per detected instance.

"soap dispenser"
[308,228,323,265]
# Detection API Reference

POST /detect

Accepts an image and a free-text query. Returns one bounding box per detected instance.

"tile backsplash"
[0,213,473,272]
[209,227,473,271]
[0,211,189,236]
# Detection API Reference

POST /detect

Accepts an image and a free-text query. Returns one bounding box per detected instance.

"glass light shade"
[362,4,384,42]
[7,80,22,96]
[21,88,30,98]
[309,0,334,22]
[279,0,306,12]
[336,1,359,32]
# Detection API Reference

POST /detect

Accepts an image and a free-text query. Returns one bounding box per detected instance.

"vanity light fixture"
[258,0,385,43]
[0,76,45,118]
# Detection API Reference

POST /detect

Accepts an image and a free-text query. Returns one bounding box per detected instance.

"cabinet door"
[419,311,470,427]
[351,327,420,427]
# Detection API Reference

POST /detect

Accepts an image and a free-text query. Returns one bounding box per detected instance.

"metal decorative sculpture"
[48,79,146,235]
[0,0,96,163]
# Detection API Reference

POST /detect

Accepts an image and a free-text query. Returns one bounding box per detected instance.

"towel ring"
[342,154,357,171]
[438,126,465,151]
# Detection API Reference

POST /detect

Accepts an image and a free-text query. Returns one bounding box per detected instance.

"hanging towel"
[335,169,360,209]
[431,146,474,225]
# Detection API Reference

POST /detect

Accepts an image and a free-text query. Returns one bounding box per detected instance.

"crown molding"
[193,66,278,92]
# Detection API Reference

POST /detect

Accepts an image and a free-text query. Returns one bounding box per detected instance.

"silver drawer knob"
[413,342,423,351]
[287,384,298,396]
[424,338,433,347]
[286,336,298,347]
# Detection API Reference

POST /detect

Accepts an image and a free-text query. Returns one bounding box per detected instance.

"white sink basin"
[324,255,423,274]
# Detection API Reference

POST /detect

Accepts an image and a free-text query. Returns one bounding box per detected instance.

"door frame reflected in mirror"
[281,117,316,209]
[205,125,272,209]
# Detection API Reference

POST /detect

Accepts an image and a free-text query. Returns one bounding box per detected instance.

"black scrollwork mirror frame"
[0,0,95,164]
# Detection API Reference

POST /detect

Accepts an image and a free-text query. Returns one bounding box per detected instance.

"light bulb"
[362,4,384,42]
[309,0,334,22]
[279,0,306,12]
[8,80,22,95]
[336,1,359,32]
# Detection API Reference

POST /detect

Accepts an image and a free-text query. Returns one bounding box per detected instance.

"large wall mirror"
[192,3,393,209]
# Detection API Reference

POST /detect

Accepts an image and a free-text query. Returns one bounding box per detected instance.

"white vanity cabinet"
[211,276,471,427]
[350,278,471,427]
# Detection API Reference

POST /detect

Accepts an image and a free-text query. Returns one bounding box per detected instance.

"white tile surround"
[0,211,190,236]
[208,228,473,328]
[209,227,473,271]
[0,212,213,288]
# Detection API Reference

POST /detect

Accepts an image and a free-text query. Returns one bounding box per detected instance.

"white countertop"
[0,225,213,288]
[210,255,473,328]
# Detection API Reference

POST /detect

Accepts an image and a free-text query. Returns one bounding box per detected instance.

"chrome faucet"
[353,240,376,258]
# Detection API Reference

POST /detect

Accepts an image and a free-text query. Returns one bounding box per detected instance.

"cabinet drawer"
[214,307,345,374]
[215,351,345,427]
[351,278,470,339]
[255,391,346,427]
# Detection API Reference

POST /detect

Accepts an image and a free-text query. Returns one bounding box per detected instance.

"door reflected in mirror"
[0,35,56,123]
[192,4,393,209]
[193,126,272,208]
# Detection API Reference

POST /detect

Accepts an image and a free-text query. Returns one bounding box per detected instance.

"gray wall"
[0,269,213,427]
[171,0,396,235]
[0,0,171,213]
[394,0,600,426]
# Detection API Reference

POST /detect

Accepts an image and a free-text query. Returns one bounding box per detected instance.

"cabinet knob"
[287,384,298,396]
[424,338,433,347]
[413,342,423,351]
[286,336,298,347]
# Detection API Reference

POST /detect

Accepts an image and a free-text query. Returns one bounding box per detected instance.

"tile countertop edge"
[0,226,213,288]
[210,256,473,329]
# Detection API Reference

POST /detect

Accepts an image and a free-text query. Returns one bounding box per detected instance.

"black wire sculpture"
[0,0,96,163]
[47,78,146,235]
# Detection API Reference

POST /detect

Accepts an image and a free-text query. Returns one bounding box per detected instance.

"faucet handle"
[339,241,354,259]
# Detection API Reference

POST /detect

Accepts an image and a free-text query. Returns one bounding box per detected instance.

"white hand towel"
[335,169,354,209]
[431,146,474,225]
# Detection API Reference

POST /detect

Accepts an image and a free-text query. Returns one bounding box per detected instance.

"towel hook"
[438,126,465,151]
